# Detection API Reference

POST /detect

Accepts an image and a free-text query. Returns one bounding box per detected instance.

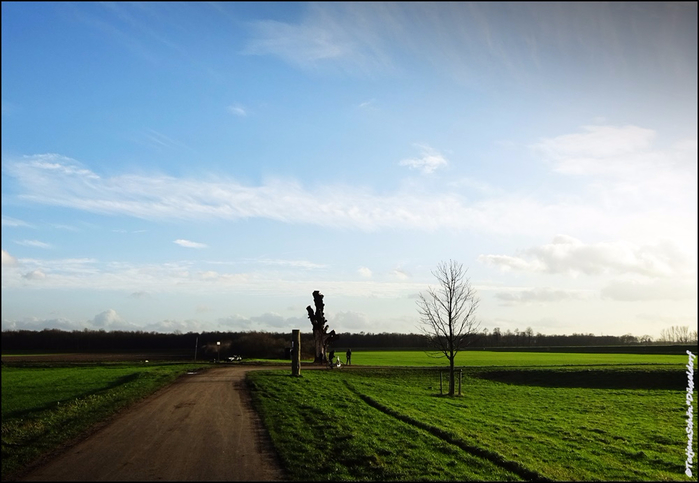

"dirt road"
[20,366,287,481]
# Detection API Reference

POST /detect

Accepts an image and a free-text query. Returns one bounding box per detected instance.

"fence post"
[459,369,462,396]
[291,329,301,376]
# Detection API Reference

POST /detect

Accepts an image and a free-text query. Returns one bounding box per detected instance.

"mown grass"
[248,362,696,481]
[1,362,207,480]
[350,350,688,367]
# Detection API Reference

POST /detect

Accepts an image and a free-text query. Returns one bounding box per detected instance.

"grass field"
[1,351,696,481]
[1,362,207,479]
[248,351,697,481]
[346,350,689,367]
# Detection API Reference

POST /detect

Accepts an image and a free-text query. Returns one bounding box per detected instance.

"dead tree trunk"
[306,290,338,364]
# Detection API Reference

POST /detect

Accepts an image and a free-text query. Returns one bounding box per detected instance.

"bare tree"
[417,260,480,396]
[659,325,696,344]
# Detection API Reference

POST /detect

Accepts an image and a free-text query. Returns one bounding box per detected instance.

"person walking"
[346,348,352,365]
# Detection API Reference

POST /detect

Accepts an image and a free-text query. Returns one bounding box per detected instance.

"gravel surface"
[18,365,288,482]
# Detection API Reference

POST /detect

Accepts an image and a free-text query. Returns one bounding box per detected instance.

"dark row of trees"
[1,326,696,360]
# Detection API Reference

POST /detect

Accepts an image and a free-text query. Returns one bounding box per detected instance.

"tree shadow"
[5,372,142,420]
[475,369,689,390]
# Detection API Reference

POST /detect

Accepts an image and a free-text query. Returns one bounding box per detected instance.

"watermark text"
[686,350,696,478]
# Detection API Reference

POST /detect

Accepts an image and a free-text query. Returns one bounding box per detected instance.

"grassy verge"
[1,362,207,480]
[247,364,696,481]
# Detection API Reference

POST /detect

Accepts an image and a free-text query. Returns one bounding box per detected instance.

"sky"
[1,2,697,338]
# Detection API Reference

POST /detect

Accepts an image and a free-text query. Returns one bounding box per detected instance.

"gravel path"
[20,366,288,482]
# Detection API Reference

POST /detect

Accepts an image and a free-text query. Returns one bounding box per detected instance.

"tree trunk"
[306,291,338,364]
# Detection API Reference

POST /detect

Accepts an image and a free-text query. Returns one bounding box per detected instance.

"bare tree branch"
[417,260,480,396]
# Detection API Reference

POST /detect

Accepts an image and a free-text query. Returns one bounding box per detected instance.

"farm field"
[1,350,696,481]
[247,351,697,481]
[346,350,689,367]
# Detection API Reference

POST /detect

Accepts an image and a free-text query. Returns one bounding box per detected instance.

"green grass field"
[2,351,696,481]
[249,350,696,481]
[346,350,689,367]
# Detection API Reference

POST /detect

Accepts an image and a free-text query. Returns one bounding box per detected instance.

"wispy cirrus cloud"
[532,125,656,175]
[3,126,694,243]
[241,4,393,74]
[2,216,32,228]
[174,239,207,249]
[227,104,247,117]
[142,129,194,152]
[15,240,52,249]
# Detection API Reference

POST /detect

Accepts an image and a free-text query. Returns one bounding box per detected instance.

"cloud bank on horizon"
[1,2,696,338]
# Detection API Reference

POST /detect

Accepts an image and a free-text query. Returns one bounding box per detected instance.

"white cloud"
[399,144,448,174]
[358,99,376,109]
[174,239,208,249]
[0,154,509,233]
[198,270,219,280]
[144,319,204,334]
[241,5,392,74]
[143,130,193,152]
[479,235,692,278]
[92,309,123,328]
[358,266,372,278]
[228,104,247,116]
[244,20,345,63]
[494,287,593,306]
[600,278,697,301]
[2,249,18,266]
[3,138,694,244]
[391,268,410,280]
[22,269,47,280]
[252,258,327,269]
[2,216,32,227]
[15,240,52,249]
[1,316,82,332]
[532,125,657,176]
[328,310,373,332]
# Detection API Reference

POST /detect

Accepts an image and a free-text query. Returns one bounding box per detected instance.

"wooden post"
[459,369,462,396]
[291,329,301,376]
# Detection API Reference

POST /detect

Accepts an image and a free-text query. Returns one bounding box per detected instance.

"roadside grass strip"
[1,363,204,480]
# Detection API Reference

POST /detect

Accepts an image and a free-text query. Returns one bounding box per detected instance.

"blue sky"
[2,2,696,338]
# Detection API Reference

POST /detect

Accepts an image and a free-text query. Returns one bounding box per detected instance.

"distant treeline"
[1,327,696,359]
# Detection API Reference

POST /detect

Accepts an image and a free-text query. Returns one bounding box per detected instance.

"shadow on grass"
[475,369,689,390]
[4,373,143,420]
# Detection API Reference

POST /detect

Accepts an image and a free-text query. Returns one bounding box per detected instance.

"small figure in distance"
[346,348,352,365]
